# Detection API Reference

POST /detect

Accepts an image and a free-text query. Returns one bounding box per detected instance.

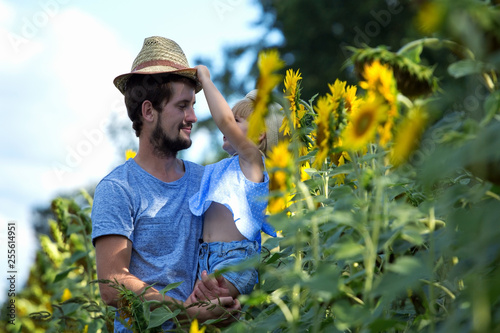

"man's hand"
[185,292,241,326]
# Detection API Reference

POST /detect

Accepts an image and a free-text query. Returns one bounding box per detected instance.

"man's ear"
[141,100,155,123]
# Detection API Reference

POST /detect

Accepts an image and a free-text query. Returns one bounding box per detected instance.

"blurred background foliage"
[3,0,500,332]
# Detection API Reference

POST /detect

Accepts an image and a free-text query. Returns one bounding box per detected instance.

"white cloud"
[0,5,135,220]
[0,0,14,24]
[0,0,46,66]
[36,8,136,192]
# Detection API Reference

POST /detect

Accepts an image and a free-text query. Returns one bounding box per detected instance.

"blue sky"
[0,0,271,301]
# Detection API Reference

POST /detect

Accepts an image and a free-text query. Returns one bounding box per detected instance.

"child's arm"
[196,65,264,183]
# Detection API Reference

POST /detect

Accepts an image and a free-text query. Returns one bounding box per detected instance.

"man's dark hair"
[124,74,197,137]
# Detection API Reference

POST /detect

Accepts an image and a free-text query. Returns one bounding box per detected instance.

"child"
[189,65,284,299]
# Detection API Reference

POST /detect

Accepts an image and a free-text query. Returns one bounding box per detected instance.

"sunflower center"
[354,112,375,136]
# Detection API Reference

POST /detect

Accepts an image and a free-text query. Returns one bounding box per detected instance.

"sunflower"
[344,84,360,115]
[415,1,446,34]
[248,50,285,143]
[281,68,306,136]
[342,97,388,151]
[359,60,399,147]
[390,106,428,167]
[268,193,295,216]
[334,151,351,186]
[300,161,311,182]
[313,95,335,169]
[266,140,294,190]
[125,149,136,160]
[378,120,394,147]
[61,288,72,302]
[327,79,347,113]
[266,140,294,214]
[189,319,206,333]
[359,60,398,105]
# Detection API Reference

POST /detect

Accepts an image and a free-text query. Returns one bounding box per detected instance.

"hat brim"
[113,66,201,95]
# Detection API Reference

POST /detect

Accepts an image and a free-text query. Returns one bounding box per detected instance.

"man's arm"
[95,235,240,322]
[95,235,167,306]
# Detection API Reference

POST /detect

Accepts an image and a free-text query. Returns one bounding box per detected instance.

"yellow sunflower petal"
[390,106,428,167]
[125,149,137,160]
[313,96,336,169]
[249,50,285,142]
[359,60,398,105]
[282,68,304,136]
[61,288,72,302]
[190,319,206,333]
[415,2,446,34]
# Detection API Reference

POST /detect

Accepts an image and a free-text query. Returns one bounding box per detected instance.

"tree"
[211,0,420,99]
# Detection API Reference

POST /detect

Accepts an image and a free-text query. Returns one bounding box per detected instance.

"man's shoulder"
[96,160,137,190]
[99,160,128,180]
[184,160,205,177]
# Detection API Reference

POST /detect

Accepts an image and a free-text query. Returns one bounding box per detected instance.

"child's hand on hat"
[195,65,211,84]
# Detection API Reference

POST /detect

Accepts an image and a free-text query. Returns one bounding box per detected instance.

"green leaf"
[54,266,77,283]
[387,256,423,275]
[60,302,81,316]
[147,307,180,329]
[332,300,369,328]
[65,250,89,266]
[158,281,184,295]
[401,226,425,245]
[369,318,406,331]
[328,162,354,177]
[67,222,84,235]
[399,42,423,64]
[239,290,269,306]
[448,59,490,78]
[61,296,88,305]
[332,241,365,260]
[303,264,341,297]
[264,252,283,265]
[481,90,500,126]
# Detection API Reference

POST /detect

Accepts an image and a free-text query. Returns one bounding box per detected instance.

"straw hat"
[113,36,201,94]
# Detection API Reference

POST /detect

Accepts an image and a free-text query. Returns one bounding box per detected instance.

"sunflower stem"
[428,206,437,333]
[397,38,475,60]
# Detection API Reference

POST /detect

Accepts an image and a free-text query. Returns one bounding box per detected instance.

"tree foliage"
[210,0,420,100]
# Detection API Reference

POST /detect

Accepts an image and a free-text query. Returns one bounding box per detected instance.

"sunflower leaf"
[398,42,423,64]
[448,59,492,78]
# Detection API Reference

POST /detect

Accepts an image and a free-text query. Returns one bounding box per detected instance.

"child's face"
[222,114,248,155]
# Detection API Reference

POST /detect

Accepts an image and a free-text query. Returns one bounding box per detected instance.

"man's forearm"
[98,272,178,308]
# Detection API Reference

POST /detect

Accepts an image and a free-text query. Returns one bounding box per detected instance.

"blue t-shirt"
[91,158,204,332]
[189,155,271,241]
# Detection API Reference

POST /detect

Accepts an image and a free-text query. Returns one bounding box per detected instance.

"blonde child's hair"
[232,90,286,155]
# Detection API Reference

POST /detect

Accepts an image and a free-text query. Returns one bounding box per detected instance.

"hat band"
[132,59,187,72]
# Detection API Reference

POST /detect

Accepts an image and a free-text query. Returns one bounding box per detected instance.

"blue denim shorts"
[198,240,259,295]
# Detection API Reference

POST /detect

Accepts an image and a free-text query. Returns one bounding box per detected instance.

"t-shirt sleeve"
[91,179,134,246]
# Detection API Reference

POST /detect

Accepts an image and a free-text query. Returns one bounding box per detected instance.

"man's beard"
[150,120,192,158]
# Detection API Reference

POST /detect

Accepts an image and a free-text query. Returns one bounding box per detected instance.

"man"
[91,36,240,332]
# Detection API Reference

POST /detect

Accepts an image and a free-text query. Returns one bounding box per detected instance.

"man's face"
[150,81,197,157]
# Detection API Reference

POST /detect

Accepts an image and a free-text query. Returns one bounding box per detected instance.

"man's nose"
[185,106,197,123]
